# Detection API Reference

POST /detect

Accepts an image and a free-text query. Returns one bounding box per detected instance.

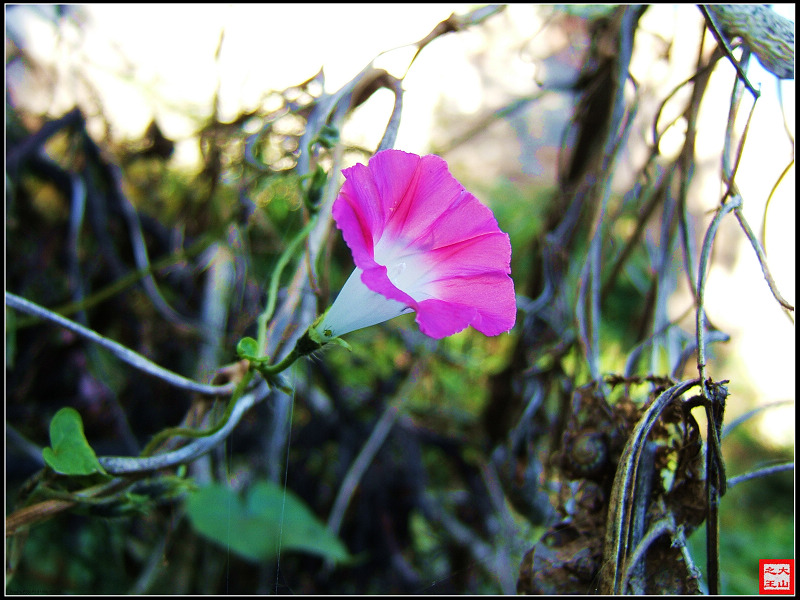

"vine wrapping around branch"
[97,381,270,474]
[600,378,701,594]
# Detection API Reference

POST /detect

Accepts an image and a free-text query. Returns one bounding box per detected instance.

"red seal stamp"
[760,559,794,594]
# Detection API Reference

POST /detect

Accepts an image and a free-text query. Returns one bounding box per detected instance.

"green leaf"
[304,164,328,210]
[236,337,264,362]
[313,124,340,150]
[42,408,106,476]
[186,480,351,564]
[236,336,259,358]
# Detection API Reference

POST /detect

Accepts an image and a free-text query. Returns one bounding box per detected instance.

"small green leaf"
[236,337,263,362]
[186,481,351,564]
[313,124,340,150]
[42,408,106,476]
[304,164,328,210]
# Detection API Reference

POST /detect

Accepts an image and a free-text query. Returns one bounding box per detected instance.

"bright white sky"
[7,4,480,161]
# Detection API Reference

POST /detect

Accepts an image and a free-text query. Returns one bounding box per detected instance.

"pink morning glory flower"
[315,149,516,341]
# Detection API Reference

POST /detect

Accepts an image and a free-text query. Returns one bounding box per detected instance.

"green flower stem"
[257,216,318,356]
[257,348,302,376]
[40,478,129,505]
[138,329,320,457]
[133,325,319,463]
[140,369,254,457]
[254,327,325,379]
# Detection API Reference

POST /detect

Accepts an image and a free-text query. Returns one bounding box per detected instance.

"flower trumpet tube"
[313,149,516,344]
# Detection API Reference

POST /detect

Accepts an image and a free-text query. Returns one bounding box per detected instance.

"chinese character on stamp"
[760,560,794,595]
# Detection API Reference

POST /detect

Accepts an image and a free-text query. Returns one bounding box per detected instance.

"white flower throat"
[374,238,435,302]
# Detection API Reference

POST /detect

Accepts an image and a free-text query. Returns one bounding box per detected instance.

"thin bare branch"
[723,399,795,438]
[704,4,794,80]
[699,5,760,97]
[6,292,236,398]
[733,206,795,314]
[727,462,794,490]
[695,196,741,387]
[327,395,405,535]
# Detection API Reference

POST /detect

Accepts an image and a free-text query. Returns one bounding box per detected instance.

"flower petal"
[380,154,467,249]
[418,272,517,337]
[414,299,477,339]
[316,268,413,340]
[413,231,512,290]
[333,150,422,268]
[329,149,517,340]
[360,265,419,308]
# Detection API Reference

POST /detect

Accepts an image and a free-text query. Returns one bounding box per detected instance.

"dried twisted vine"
[704,4,794,80]
[599,379,701,594]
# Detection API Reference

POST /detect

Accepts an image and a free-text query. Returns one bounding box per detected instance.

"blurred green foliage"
[7,517,134,595]
[186,480,351,564]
